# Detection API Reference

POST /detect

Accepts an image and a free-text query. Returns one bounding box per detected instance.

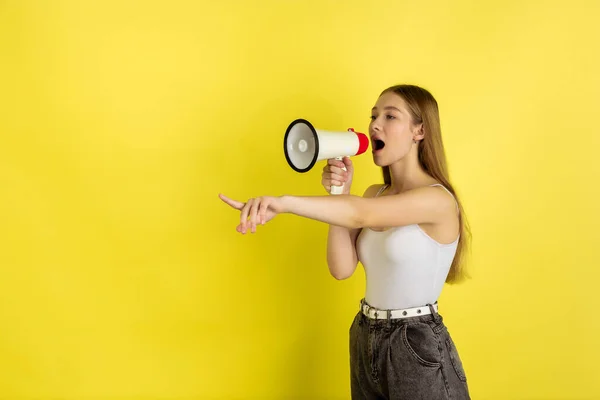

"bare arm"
[279,185,456,230]
[326,184,382,280]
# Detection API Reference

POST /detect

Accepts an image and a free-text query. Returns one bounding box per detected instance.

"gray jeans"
[349,301,470,399]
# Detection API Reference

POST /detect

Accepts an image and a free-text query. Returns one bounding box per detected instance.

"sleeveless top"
[356,183,459,310]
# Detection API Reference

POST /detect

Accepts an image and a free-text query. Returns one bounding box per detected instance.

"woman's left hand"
[218,193,284,234]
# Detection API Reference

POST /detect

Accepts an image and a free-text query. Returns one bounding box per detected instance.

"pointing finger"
[219,193,245,210]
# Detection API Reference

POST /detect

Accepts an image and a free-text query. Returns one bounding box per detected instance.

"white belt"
[360,300,438,320]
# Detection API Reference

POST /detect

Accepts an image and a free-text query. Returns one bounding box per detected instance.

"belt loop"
[428,303,441,323]
[361,298,371,319]
[386,308,391,327]
[358,298,365,326]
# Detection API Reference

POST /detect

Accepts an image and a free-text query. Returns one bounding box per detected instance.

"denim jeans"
[349,301,470,399]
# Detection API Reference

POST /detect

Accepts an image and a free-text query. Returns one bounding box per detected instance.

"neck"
[386,147,430,193]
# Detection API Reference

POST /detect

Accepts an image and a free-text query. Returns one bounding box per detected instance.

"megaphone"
[284,118,369,194]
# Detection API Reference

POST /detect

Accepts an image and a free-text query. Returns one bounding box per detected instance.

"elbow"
[331,270,353,280]
[327,262,355,280]
[350,198,367,229]
[352,215,366,229]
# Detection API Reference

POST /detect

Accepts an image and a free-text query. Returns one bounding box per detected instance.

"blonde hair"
[381,84,471,283]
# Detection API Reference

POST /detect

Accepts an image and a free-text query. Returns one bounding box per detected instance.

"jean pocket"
[401,323,442,368]
[445,335,467,382]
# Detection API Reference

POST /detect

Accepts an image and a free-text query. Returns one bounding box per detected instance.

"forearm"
[280,195,363,229]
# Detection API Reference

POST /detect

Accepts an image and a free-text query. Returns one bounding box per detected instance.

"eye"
[369,115,376,120]
[385,114,395,120]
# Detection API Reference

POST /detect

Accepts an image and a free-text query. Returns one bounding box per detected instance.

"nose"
[370,117,382,133]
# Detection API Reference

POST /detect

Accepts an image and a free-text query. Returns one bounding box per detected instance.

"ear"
[412,123,425,142]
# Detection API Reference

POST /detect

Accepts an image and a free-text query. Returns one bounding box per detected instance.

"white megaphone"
[284,118,369,194]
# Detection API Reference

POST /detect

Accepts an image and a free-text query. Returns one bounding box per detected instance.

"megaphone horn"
[284,118,369,195]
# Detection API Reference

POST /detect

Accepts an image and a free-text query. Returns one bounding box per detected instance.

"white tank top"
[356,183,459,310]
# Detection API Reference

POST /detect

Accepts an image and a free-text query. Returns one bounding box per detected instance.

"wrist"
[278,195,291,214]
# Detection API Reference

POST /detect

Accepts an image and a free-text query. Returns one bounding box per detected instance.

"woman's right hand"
[321,157,354,194]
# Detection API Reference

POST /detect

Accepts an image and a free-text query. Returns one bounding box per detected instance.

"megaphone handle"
[330,156,346,195]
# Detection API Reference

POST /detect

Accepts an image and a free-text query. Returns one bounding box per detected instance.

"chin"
[371,153,388,167]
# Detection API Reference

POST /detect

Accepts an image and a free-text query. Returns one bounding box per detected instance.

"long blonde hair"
[381,84,471,284]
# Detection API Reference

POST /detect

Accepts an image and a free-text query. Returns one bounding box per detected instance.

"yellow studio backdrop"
[0,0,598,399]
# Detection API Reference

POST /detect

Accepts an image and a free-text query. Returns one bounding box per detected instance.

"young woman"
[219,84,471,399]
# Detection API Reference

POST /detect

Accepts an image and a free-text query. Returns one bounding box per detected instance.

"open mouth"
[373,139,385,151]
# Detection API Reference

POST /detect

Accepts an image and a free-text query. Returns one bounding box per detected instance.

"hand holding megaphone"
[322,156,353,195]
[284,119,369,195]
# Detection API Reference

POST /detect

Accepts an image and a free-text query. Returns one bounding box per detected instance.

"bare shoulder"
[406,184,458,222]
[414,184,460,243]
[408,184,457,214]
[427,184,458,212]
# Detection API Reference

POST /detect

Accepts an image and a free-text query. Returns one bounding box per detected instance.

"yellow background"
[1,1,599,399]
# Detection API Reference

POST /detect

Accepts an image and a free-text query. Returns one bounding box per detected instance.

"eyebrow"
[372,106,403,113]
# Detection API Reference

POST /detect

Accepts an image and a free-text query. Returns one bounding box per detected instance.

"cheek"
[393,139,413,157]
[387,121,410,139]
[387,128,413,150]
